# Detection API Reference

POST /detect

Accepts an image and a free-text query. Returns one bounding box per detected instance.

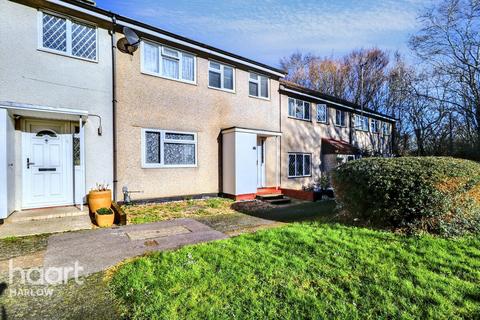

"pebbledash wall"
[0,0,113,210]
[115,37,281,201]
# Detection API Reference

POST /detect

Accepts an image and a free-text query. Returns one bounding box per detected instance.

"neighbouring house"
[0,0,396,221]
[279,81,395,195]
[0,0,113,220]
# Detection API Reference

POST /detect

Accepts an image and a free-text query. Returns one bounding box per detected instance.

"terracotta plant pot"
[88,190,112,214]
[95,209,114,228]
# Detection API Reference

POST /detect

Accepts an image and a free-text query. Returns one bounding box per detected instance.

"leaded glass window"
[142,129,197,167]
[41,12,97,61]
[288,98,311,121]
[288,153,311,177]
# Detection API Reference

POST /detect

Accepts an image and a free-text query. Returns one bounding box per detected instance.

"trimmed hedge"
[332,157,480,236]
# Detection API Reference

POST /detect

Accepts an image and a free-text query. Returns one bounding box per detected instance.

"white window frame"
[288,153,312,178]
[141,128,198,168]
[208,60,236,93]
[288,98,311,121]
[335,110,347,127]
[140,40,197,85]
[249,72,270,100]
[316,104,328,123]
[370,119,380,133]
[37,10,98,63]
[383,122,391,135]
[354,114,369,131]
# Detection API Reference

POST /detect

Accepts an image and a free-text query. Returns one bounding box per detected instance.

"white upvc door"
[256,138,266,188]
[22,131,73,209]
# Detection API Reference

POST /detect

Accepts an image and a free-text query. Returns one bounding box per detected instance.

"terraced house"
[0,0,395,220]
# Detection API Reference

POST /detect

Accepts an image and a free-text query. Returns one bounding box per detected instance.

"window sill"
[249,95,270,101]
[142,164,198,169]
[140,70,197,86]
[288,116,312,122]
[208,86,236,94]
[334,124,348,128]
[316,120,328,124]
[37,47,98,63]
[288,175,312,179]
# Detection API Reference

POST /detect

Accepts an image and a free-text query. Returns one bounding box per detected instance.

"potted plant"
[95,207,114,227]
[320,174,335,199]
[89,183,112,214]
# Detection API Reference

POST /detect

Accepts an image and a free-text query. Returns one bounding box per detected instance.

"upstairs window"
[370,119,380,133]
[316,104,327,123]
[142,129,197,168]
[40,12,97,61]
[288,98,311,121]
[354,115,369,131]
[142,41,196,83]
[249,73,269,99]
[383,122,391,135]
[208,61,235,91]
[288,153,311,178]
[335,110,347,127]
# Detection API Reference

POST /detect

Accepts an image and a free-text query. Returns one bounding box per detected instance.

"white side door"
[22,130,73,209]
[256,138,266,188]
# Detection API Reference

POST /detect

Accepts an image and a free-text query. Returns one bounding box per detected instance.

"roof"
[280,80,396,122]
[42,0,286,77]
[322,138,359,155]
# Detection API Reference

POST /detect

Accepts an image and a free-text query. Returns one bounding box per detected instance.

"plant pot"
[95,210,114,228]
[88,190,112,214]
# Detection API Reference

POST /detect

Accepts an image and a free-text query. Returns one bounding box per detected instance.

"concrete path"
[44,218,227,277]
[0,215,92,238]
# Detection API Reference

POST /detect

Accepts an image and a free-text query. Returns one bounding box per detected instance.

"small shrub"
[96,207,113,215]
[332,157,480,236]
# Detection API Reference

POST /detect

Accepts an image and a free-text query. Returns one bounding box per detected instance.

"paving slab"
[44,218,228,277]
[0,215,92,238]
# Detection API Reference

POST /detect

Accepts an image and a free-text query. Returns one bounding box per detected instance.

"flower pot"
[88,190,112,214]
[95,210,114,228]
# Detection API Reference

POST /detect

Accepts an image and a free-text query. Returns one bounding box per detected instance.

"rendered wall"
[0,0,113,208]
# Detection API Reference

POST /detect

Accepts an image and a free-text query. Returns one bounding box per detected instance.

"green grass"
[109,223,480,319]
[122,198,236,224]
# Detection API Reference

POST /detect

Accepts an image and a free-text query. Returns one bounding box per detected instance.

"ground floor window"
[142,129,197,168]
[288,153,311,177]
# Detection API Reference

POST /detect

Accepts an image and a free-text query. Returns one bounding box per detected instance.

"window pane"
[288,154,296,177]
[317,104,326,122]
[145,131,161,164]
[260,76,268,98]
[209,70,221,88]
[165,133,195,140]
[249,81,258,96]
[295,100,303,119]
[249,73,258,80]
[288,98,295,117]
[224,67,234,90]
[73,137,80,166]
[162,57,179,79]
[72,22,96,60]
[143,43,159,73]
[162,47,179,58]
[210,62,221,70]
[164,143,195,165]
[304,155,311,175]
[304,102,310,120]
[296,154,303,176]
[42,13,67,52]
[182,54,194,81]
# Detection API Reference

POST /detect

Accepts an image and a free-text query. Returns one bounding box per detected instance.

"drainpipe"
[109,16,118,202]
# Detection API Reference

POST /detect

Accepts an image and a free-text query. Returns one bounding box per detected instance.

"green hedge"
[332,157,480,236]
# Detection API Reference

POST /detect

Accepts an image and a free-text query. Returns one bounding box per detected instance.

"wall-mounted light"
[89,114,103,136]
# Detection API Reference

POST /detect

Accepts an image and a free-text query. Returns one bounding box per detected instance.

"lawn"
[109,222,480,319]
[123,198,236,224]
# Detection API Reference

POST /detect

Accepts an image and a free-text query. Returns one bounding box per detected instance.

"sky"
[96,0,432,68]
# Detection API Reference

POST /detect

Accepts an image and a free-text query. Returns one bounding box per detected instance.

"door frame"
[256,137,266,188]
[21,119,74,210]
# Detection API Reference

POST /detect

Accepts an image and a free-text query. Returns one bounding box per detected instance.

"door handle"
[27,158,35,169]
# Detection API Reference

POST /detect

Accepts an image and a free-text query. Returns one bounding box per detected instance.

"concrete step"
[7,206,89,223]
[256,193,284,201]
[265,197,291,205]
[0,215,93,239]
